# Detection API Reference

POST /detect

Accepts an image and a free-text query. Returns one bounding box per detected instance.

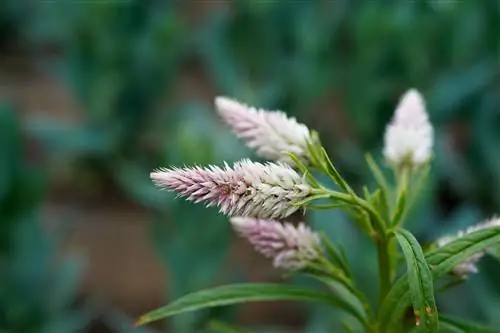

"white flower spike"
[150,159,311,220]
[231,217,321,270]
[437,217,500,276]
[215,97,312,164]
[383,89,434,168]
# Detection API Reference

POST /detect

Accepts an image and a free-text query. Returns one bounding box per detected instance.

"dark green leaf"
[380,227,500,332]
[395,229,438,332]
[135,283,355,326]
[439,314,498,333]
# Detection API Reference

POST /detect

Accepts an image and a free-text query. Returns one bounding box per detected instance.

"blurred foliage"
[0,104,89,333]
[1,0,500,331]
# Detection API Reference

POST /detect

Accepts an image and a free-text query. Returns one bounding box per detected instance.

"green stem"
[315,188,387,237]
[392,166,410,226]
[376,236,391,307]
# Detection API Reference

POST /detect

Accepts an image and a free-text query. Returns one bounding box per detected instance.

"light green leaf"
[319,147,356,197]
[320,233,351,277]
[307,274,369,327]
[391,188,407,226]
[135,283,356,326]
[379,227,500,332]
[365,153,389,192]
[439,314,498,333]
[394,229,438,332]
[287,152,319,187]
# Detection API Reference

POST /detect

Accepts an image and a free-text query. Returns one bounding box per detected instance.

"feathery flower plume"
[383,89,434,168]
[437,217,500,276]
[150,159,311,219]
[231,217,321,270]
[215,97,312,164]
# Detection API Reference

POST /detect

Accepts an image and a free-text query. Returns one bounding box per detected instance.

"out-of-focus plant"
[137,90,500,333]
[25,1,187,194]
[21,2,245,331]
[0,103,89,333]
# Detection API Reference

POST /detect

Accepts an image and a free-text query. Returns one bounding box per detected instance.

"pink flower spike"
[215,97,312,164]
[231,217,321,270]
[150,159,311,219]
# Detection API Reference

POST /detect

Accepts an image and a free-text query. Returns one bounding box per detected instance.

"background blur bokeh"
[1,1,500,332]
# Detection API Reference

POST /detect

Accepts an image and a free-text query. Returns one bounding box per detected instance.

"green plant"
[136,90,500,332]
[0,103,89,333]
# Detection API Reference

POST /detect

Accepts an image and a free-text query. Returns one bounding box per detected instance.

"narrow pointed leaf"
[379,227,500,332]
[136,283,358,326]
[307,274,369,326]
[395,229,438,332]
[439,314,498,333]
[392,189,407,226]
[365,153,389,191]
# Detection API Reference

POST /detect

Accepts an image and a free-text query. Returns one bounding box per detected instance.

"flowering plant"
[136,90,500,332]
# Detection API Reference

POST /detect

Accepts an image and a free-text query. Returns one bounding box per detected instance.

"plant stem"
[376,236,391,307]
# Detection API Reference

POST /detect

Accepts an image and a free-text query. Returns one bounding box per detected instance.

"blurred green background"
[0,1,499,332]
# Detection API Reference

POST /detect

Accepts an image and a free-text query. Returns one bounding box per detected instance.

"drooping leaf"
[394,229,438,332]
[135,283,359,326]
[439,314,498,333]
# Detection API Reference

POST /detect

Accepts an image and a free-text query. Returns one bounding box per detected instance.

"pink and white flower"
[150,159,311,219]
[231,217,321,270]
[383,89,434,168]
[215,97,312,164]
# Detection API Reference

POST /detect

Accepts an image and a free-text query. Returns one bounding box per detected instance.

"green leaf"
[439,314,498,333]
[319,147,356,197]
[380,227,500,332]
[394,229,438,332]
[135,283,355,326]
[287,152,319,187]
[365,153,389,192]
[306,274,369,327]
[320,233,351,277]
[391,188,407,226]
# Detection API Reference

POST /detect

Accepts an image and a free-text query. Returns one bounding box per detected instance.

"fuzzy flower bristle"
[383,89,434,168]
[437,217,500,276]
[231,217,321,270]
[215,97,312,164]
[150,159,311,219]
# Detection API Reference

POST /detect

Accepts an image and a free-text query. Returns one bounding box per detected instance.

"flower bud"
[383,89,433,168]
[231,217,321,270]
[215,97,312,164]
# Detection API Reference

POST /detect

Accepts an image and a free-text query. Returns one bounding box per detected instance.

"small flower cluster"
[152,98,320,270]
[437,218,500,276]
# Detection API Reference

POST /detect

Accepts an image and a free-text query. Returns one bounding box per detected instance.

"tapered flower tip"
[230,216,321,270]
[393,89,428,124]
[383,88,433,168]
[215,96,312,164]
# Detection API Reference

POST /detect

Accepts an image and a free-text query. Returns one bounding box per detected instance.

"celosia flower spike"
[437,217,500,276]
[231,217,321,270]
[383,89,434,168]
[150,159,311,219]
[215,97,312,164]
